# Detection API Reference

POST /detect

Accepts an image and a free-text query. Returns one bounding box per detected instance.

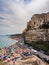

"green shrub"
[26,41,49,54]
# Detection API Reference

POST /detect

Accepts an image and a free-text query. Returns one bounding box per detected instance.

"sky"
[0,0,49,35]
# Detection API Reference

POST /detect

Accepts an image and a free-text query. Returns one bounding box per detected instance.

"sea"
[0,35,17,48]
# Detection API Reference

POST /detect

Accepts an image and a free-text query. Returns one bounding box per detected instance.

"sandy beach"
[0,36,49,65]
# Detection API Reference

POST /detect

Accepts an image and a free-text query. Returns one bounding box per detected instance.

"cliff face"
[23,12,49,43]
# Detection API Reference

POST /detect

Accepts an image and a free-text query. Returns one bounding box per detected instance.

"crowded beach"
[0,41,32,65]
[0,41,48,65]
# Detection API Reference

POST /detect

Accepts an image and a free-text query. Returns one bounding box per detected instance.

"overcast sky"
[0,0,49,35]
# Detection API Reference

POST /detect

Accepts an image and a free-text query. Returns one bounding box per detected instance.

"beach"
[0,36,49,65]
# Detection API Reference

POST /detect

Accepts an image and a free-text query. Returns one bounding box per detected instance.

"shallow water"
[0,35,17,48]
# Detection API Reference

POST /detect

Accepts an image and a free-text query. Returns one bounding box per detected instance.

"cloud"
[0,0,49,35]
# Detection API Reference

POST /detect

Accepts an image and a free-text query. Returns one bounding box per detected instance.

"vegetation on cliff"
[25,41,49,55]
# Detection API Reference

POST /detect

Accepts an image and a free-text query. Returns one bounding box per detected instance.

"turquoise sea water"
[0,35,17,48]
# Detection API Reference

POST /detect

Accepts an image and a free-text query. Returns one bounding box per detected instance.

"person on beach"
[7,60,10,65]
[13,60,15,65]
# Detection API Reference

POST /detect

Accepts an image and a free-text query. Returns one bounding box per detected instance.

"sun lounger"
[12,57,20,61]
[14,57,20,61]
[3,55,8,60]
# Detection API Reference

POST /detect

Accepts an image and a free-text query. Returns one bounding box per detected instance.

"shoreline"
[0,35,49,65]
[10,35,49,63]
[0,35,18,49]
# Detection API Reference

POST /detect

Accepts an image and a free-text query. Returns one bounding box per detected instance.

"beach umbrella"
[10,56,14,60]
[7,58,11,61]
[3,60,7,63]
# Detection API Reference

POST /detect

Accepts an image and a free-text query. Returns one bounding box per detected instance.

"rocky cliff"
[22,12,49,43]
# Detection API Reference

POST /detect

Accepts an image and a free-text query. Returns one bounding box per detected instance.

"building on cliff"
[22,12,49,43]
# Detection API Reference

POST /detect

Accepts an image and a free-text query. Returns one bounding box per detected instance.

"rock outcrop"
[22,12,49,43]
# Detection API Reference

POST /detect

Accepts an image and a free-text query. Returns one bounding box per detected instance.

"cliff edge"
[22,12,49,43]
